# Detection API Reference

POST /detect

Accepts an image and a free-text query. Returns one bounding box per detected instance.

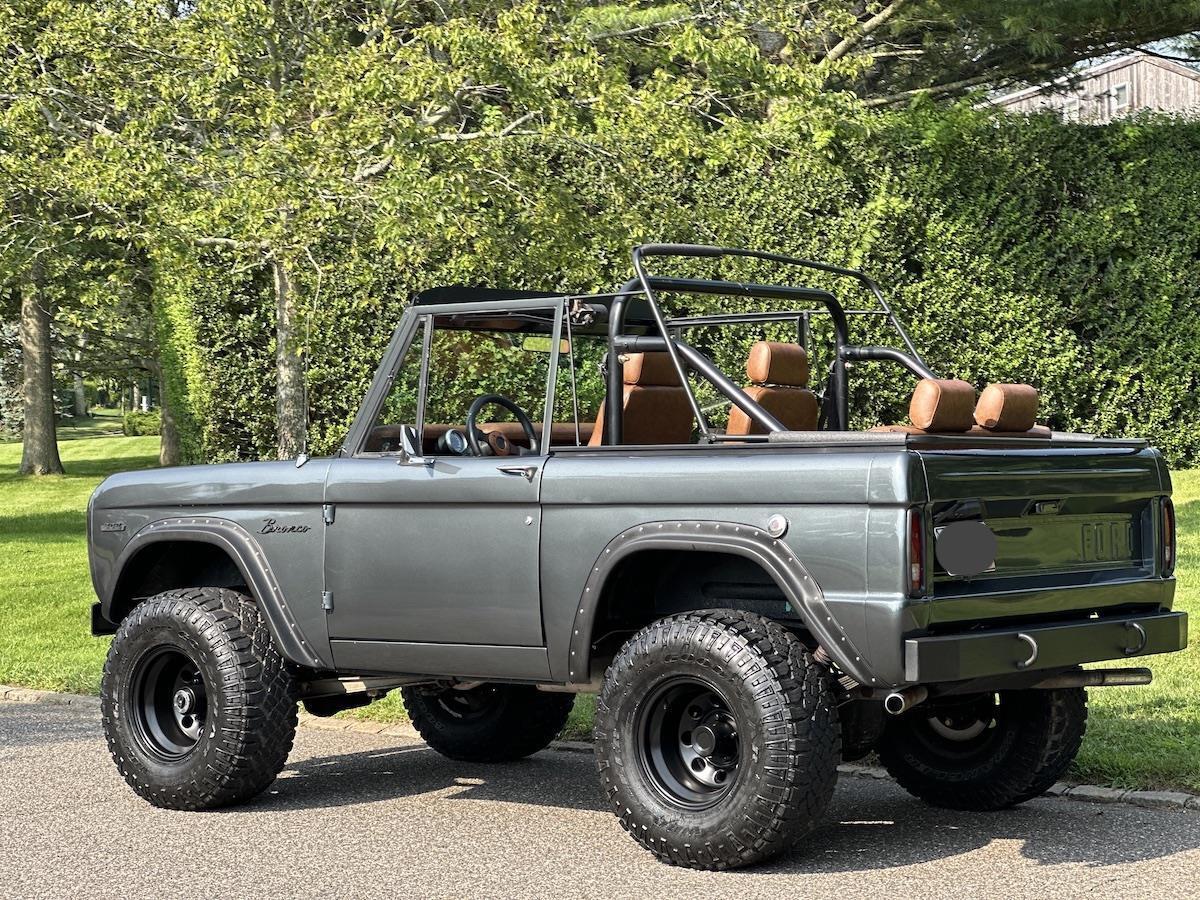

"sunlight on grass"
[1072,469,1200,791]
[0,435,159,693]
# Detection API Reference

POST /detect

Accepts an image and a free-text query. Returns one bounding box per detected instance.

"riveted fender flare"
[566,519,880,687]
[104,517,326,669]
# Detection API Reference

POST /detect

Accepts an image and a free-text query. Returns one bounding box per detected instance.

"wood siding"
[995,56,1200,123]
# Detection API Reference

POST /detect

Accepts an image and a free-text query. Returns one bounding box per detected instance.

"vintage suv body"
[89,245,1184,870]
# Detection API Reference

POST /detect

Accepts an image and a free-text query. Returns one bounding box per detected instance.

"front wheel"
[878,688,1087,811]
[100,588,298,810]
[594,610,840,871]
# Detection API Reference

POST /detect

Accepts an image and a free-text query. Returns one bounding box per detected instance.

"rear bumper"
[904,611,1188,683]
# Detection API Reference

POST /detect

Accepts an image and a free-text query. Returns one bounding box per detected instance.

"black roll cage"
[603,244,933,445]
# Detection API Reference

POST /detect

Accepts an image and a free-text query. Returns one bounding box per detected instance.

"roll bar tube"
[604,244,928,445]
[606,268,854,444]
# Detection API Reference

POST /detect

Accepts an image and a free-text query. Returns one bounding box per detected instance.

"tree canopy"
[3,1,1200,467]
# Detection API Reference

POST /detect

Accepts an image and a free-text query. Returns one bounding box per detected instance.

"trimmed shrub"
[122,409,161,436]
[154,107,1200,467]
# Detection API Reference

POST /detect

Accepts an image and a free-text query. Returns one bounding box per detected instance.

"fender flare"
[566,519,879,687]
[105,516,325,669]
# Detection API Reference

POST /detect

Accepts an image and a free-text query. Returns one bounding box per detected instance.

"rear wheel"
[101,588,298,810]
[401,683,574,762]
[594,610,840,870]
[878,688,1086,810]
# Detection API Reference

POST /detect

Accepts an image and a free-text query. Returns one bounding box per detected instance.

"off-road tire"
[401,683,574,762]
[594,610,840,871]
[100,588,297,810]
[878,687,1087,811]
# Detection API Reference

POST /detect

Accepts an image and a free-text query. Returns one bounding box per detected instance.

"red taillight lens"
[909,509,925,596]
[1163,498,1176,575]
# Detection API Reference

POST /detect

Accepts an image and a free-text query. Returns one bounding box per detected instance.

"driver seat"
[588,352,695,445]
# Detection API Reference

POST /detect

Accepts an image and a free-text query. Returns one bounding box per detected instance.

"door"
[322,299,566,676]
[323,454,544,646]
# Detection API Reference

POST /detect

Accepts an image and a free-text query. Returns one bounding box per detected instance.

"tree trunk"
[271,253,306,460]
[72,333,87,417]
[19,262,64,476]
[72,372,86,418]
[157,369,181,467]
[131,379,141,411]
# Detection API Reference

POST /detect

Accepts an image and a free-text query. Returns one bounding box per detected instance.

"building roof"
[991,51,1200,108]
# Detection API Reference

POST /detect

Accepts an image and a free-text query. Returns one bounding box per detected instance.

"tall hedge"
[167,107,1200,467]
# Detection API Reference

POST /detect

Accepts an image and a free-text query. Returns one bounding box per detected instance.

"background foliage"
[4,2,1200,465]
[0,321,19,438]
[174,105,1200,464]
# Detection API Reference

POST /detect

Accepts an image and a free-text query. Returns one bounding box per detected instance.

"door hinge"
[322,503,336,525]
[321,590,334,612]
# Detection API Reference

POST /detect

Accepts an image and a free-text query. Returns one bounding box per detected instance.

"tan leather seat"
[970,383,1050,438]
[870,378,976,434]
[588,352,694,446]
[869,379,1051,438]
[727,342,818,435]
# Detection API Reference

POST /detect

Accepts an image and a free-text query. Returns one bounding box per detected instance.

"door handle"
[497,465,538,482]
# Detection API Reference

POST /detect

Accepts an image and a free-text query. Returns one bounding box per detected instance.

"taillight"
[908,508,925,596]
[1163,497,1176,575]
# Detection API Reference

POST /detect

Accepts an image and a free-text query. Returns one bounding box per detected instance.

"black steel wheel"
[595,610,840,871]
[637,677,742,809]
[101,588,297,810]
[401,682,574,762]
[129,647,209,761]
[878,688,1087,811]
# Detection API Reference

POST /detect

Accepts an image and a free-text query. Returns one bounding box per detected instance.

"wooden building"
[991,52,1200,123]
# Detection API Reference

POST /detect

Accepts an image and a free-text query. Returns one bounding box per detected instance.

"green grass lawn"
[0,434,1195,786]
[0,434,159,692]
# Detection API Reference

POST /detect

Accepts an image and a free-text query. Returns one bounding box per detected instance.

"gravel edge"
[4,684,1198,813]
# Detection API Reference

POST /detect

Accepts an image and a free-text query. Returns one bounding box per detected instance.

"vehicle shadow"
[257,739,1200,873]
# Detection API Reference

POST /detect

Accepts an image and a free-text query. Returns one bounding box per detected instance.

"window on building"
[1111,83,1131,116]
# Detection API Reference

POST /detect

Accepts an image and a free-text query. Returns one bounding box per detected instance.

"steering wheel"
[465,394,539,457]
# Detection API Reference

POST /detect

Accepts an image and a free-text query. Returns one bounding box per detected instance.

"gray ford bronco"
[89,245,1185,870]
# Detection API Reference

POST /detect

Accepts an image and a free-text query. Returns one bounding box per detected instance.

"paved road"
[2,700,1199,900]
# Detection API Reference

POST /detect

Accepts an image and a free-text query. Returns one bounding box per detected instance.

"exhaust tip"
[884,685,929,715]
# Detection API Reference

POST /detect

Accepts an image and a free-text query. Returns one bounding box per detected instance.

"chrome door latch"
[497,465,538,482]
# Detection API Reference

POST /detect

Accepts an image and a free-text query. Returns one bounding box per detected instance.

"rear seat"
[870,378,976,434]
[871,380,1050,438]
[968,383,1050,438]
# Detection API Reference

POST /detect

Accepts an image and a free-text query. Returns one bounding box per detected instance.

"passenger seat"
[726,341,818,435]
[588,352,695,445]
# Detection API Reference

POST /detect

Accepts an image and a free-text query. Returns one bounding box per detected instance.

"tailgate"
[917,444,1171,625]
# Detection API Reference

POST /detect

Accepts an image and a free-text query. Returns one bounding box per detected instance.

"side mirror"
[397,425,433,467]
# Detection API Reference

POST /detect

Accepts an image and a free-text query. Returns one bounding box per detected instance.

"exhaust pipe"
[1032,668,1152,689]
[884,685,929,715]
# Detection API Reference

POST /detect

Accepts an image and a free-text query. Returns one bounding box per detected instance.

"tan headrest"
[975,383,1038,432]
[746,342,809,386]
[621,352,682,386]
[909,379,976,432]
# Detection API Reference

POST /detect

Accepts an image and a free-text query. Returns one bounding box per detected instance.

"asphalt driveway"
[1,699,1198,899]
